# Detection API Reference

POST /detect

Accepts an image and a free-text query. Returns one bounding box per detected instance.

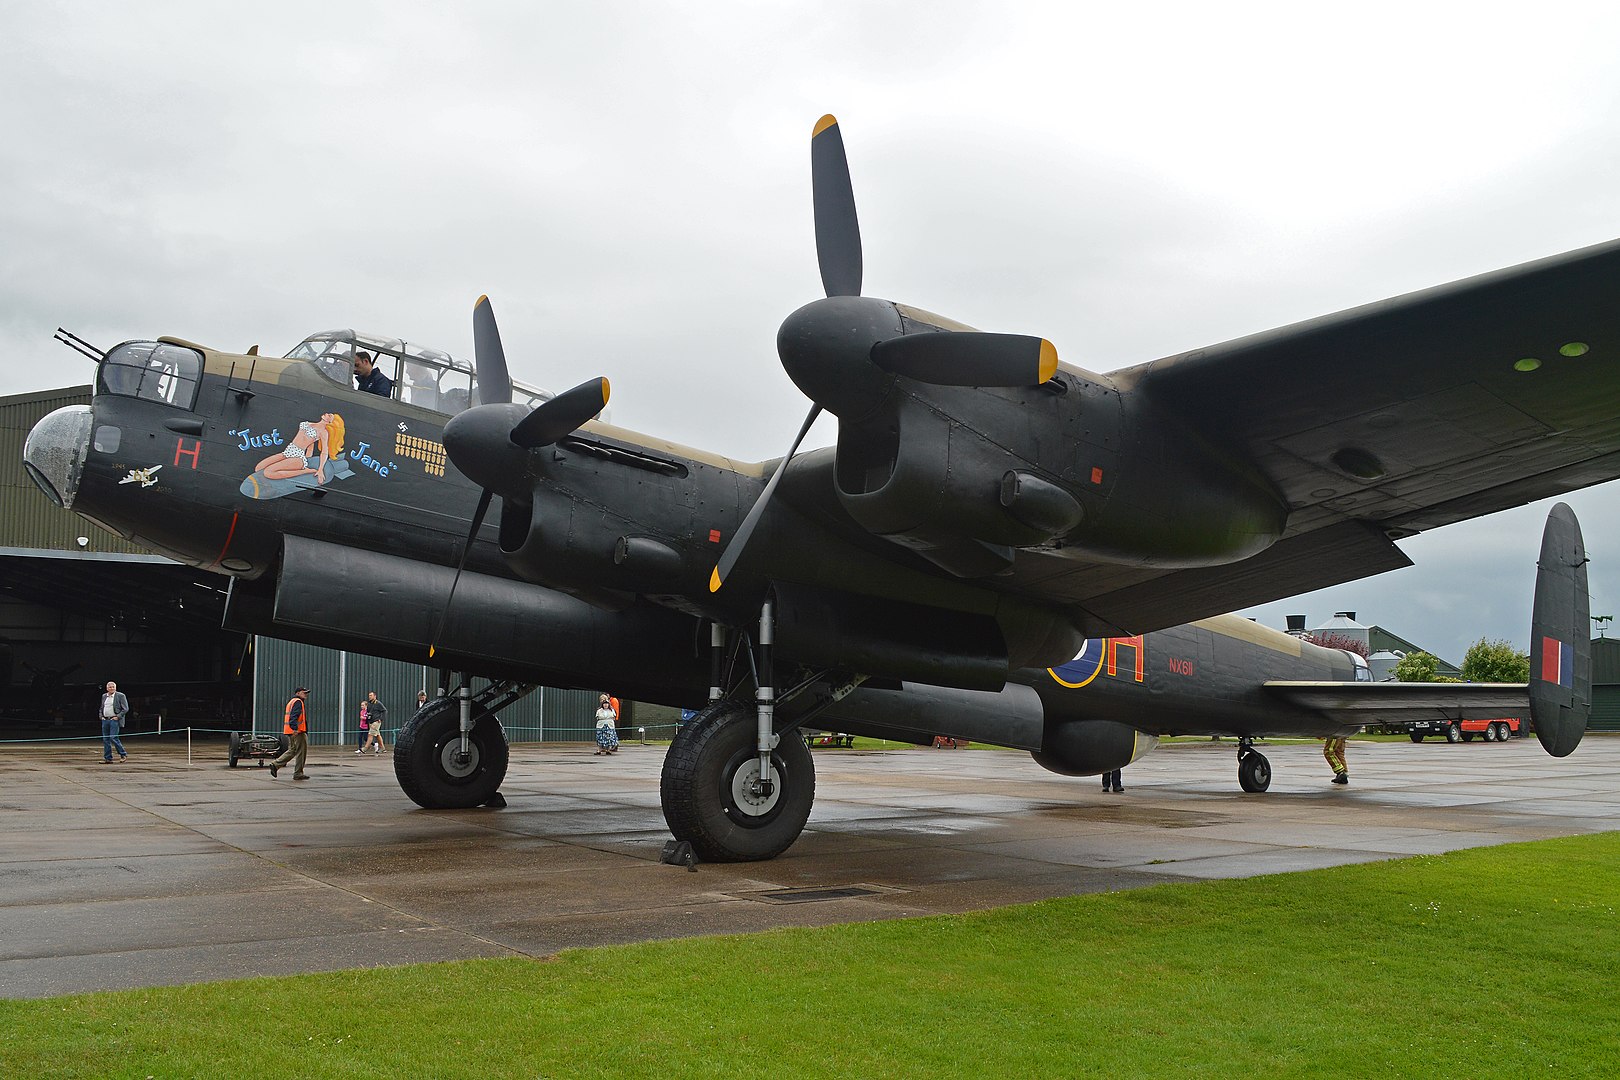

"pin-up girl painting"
[241,412,354,499]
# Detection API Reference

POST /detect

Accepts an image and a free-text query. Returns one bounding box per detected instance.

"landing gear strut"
[394,677,533,809]
[1237,737,1272,793]
[662,604,864,862]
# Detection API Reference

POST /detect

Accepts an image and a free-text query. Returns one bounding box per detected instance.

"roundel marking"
[1049,638,1105,688]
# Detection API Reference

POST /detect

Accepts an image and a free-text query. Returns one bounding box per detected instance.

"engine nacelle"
[772,582,1008,690]
[1032,719,1159,777]
[829,373,1285,579]
[230,535,707,703]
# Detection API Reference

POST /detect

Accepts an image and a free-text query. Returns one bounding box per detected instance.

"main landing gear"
[1237,736,1272,793]
[394,677,534,809]
[661,601,863,863]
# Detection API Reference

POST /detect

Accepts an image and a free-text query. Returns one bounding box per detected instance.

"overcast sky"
[4,1,1619,664]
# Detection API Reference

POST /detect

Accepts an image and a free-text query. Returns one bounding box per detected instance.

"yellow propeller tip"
[709,566,723,593]
[813,114,839,137]
[601,378,611,406]
[428,645,436,658]
[1038,339,1059,383]
[475,295,488,308]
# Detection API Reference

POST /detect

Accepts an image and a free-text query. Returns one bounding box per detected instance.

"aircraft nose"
[23,404,93,509]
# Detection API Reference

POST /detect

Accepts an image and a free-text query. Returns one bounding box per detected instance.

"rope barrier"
[0,721,689,745]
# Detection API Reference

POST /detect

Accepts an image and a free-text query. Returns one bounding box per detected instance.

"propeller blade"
[870,332,1059,387]
[510,376,611,449]
[472,296,514,406]
[811,114,862,298]
[710,404,823,593]
[429,487,493,658]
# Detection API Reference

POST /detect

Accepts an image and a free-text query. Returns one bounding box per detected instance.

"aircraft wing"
[1006,237,1620,633]
[1262,681,1530,725]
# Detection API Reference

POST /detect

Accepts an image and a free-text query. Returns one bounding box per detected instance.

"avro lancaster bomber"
[25,117,1608,861]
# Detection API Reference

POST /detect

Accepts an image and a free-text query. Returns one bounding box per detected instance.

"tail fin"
[1529,503,1590,757]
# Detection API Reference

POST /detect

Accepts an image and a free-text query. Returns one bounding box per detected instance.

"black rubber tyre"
[1409,732,1424,743]
[393,698,510,809]
[1446,723,1463,744]
[274,733,289,756]
[1237,750,1272,793]
[228,731,240,768]
[661,701,815,862]
[1462,732,1476,743]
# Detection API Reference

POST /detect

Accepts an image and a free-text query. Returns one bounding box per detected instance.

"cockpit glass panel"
[402,359,442,410]
[98,342,202,409]
[285,329,554,415]
[438,369,473,415]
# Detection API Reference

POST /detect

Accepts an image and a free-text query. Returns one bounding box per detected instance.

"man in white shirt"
[99,681,129,763]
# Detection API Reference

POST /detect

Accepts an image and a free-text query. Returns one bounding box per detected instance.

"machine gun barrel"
[53,328,104,363]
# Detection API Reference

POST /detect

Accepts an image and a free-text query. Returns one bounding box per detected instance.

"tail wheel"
[394,698,510,809]
[228,731,241,768]
[1409,732,1424,743]
[662,701,815,862]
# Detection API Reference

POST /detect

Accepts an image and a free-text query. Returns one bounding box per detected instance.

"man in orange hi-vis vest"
[269,686,311,780]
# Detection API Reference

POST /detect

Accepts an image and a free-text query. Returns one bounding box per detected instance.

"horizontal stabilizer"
[1262,681,1529,725]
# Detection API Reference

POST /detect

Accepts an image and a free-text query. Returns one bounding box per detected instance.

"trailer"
[1406,717,1521,743]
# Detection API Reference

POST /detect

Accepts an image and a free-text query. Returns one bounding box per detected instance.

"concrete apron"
[2,735,1618,999]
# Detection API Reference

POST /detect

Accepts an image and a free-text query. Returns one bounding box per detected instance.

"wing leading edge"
[1003,237,1620,634]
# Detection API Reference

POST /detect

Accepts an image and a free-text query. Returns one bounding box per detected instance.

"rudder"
[1529,503,1590,757]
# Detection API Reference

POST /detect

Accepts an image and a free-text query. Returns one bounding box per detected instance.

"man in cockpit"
[354,351,393,398]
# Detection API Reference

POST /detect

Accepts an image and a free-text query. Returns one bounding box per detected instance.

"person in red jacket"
[269,687,311,780]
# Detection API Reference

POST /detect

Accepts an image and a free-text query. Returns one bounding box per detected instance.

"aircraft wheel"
[394,698,509,809]
[661,700,815,862]
[1445,723,1463,744]
[1462,731,1476,742]
[228,731,241,767]
[1409,732,1424,744]
[1237,750,1272,793]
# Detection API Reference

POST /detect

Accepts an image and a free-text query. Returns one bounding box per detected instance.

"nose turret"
[23,405,93,509]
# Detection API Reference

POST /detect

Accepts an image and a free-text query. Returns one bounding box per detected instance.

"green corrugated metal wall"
[1588,687,1620,732]
[0,385,151,555]
[1587,639,1620,732]
[250,636,605,744]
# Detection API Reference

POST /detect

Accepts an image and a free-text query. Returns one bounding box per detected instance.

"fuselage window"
[98,342,202,410]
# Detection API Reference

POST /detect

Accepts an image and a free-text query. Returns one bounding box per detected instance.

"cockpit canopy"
[283,329,557,416]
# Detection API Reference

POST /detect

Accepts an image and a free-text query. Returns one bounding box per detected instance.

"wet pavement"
[3,734,1618,998]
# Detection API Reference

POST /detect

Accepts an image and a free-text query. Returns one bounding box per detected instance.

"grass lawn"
[4,833,1615,1079]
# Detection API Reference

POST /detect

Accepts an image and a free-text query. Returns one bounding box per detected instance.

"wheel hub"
[729,757,782,817]
[437,739,481,779]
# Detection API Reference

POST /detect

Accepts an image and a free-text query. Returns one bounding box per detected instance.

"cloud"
[4,1,1619,646]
